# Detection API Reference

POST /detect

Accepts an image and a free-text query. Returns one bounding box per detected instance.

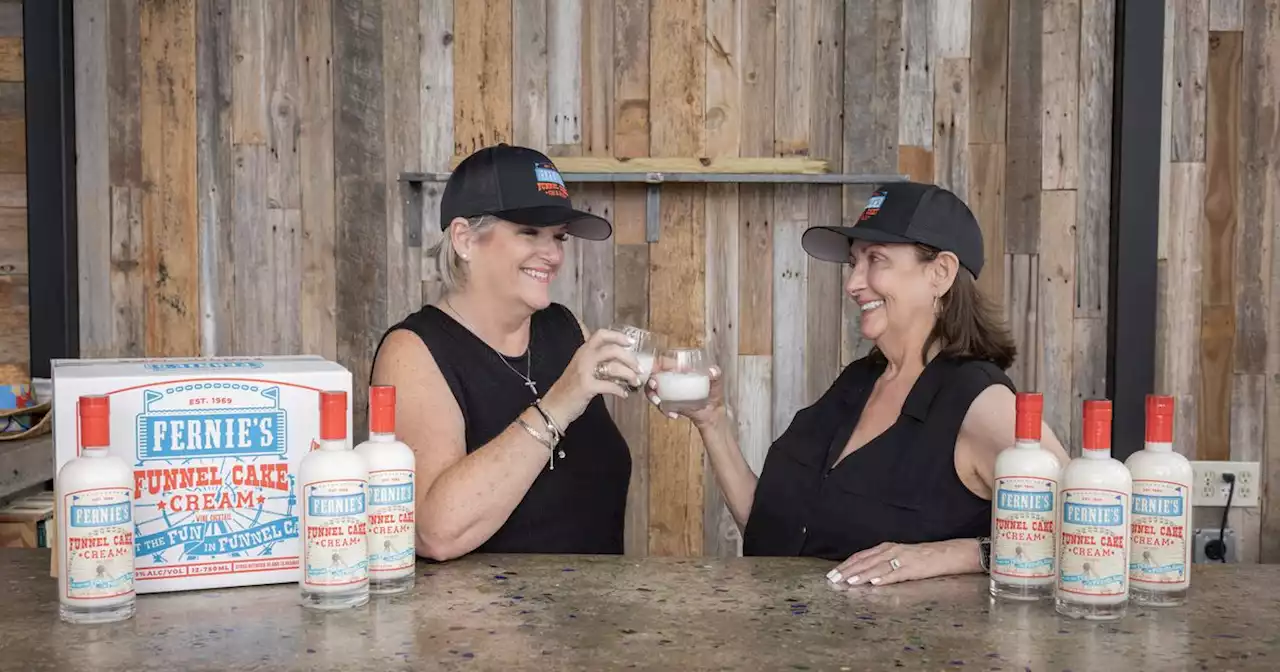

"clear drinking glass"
[653,347,712,414]
[609,324,658,388]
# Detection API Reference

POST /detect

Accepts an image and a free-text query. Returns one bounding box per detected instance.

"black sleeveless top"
[742,352,1014,560]
[375,303,631,555]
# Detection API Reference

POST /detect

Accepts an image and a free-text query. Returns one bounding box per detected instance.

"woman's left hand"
[825,539,978,587]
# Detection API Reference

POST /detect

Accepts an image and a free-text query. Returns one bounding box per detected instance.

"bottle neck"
[368,431,396,443]
[1082,447,1111,460]
[1015,438,1042,449]
[316,438,348,451]
[1144,440,1173,452]
[80,446,109,457]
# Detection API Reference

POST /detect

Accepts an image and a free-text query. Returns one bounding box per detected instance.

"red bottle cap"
[1015,392,1043,441]
[369,385,396,435]
[319,390,347,441]
[1082,399,1112,451]
[1145,394,1174,443]
[79,395,111,449]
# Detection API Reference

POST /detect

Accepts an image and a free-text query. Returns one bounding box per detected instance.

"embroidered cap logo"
[859,191,886,222]
[534,162,569,199]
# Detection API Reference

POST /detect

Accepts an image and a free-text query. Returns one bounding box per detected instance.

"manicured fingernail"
[634,377,642,387]
[847,575,860,585]
[648,379,657,389]
[651,395,662,405]
[622,390,629,398]
[869,577,882,585]
[826,570,842,582]
[668,412,677,420]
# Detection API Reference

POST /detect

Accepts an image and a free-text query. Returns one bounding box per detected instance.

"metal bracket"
[399,171,906,243]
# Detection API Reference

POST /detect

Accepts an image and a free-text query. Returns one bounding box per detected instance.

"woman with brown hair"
[649,182,1069,586]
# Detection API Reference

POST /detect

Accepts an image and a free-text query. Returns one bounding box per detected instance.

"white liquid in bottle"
[990,392,1062,601]
[1055,399,1132,621]
[1125,394,1193,606]
[354,385,417,595]
[299,390,370,610]
[57,394,136,624]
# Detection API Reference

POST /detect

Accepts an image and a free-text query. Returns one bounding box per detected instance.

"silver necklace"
[444,298,538,395]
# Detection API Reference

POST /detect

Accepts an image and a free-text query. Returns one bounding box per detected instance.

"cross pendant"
[524,379,538,394]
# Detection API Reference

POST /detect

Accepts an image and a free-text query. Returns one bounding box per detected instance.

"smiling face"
[844,240,955,343]
[453,217,568,311]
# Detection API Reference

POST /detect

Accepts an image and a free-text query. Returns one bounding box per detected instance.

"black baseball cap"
[800,182,985,278]
[440,144,612,240]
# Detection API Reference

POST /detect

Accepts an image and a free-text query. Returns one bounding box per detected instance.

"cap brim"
[494,205,613,241]
[800,225,916,263]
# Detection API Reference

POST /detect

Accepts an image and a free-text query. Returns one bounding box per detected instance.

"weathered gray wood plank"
[419,0,454,306]
[547,0,582,148]
[898,0,933,149]
[298,0,337,359]
[197,0,234,356]
[969,0,1008,144]
[383,0,422,328]
[512,0,548,149]
[1004,0,1042,253]
[1075,0,1114,318]
[333,0,388,428]
[74,0,112,357]
[1171,0,1209,162]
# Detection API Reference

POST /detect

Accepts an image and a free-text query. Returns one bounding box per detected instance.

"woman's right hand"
[540,329,642,426]
[647,365,728,429]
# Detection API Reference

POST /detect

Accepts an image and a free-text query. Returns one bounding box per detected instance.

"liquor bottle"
[990,392,1062,600]
[56,395,136,624]
[1125,394,1194,606]
[354,385,416,595]
[299,390,370,610]
[1055,400,1132,620]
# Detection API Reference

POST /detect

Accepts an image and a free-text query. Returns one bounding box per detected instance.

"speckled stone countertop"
[1,549,1276,670]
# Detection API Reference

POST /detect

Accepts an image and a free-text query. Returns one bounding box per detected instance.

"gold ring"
[594,362,610,380]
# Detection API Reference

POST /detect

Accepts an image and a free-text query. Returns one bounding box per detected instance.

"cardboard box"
[51,356,352,594]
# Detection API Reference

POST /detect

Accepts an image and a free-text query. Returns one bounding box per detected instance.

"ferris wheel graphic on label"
[132,382,299,565]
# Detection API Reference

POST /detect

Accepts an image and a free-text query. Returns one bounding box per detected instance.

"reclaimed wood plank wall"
[69,0,1122,558]
[0,0,24,385]
[1158,0,1280,563]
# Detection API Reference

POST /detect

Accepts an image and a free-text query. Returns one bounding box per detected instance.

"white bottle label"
[991,477,1057,578]
[366,469,415,575]
[64,487,134,600]
[303,479,368,587]
[1129,480,1190,586]
[1058,488,1129,597]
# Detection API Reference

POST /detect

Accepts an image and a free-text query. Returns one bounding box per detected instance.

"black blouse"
[742,352,1014,561]
[374,303,632,555]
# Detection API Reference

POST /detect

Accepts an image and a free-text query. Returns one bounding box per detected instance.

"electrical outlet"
[1193,527,1238,563]
[1189,461,1260,507]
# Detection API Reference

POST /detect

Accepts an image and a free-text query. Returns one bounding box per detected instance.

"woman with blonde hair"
[372,144,641,561]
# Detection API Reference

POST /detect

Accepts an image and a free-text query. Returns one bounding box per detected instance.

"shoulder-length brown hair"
[914,243,1017,370]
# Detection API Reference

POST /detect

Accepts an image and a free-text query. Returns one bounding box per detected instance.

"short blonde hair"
[429,214,498,294]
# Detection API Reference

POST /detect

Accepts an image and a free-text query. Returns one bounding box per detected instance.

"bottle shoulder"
[1124,450,1194,478]
[299,447,369,480]
[354,438,416,469]
[1061,456,1132,489]
[994,444,1063,477]
[57,454,134,491]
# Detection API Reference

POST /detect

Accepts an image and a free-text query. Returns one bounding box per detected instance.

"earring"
[933,295,940,315]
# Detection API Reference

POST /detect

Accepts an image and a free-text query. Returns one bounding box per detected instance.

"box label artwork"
[131,382,300,581]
